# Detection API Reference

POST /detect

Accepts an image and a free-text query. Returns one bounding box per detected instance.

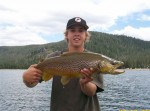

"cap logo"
[75,17,81,22]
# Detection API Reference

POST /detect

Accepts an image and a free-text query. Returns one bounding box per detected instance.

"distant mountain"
[0,31,150,69]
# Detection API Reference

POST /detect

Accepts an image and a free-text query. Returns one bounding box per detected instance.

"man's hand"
[23,64,42,87]
[79,68,97,96]
[80,68,93,84]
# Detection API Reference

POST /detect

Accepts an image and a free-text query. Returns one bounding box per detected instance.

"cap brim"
[67,23,89,30]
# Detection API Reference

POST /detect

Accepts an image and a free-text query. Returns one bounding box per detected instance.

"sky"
[0,0,150,46]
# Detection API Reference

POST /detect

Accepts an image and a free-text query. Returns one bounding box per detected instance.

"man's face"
[66,25,87,48]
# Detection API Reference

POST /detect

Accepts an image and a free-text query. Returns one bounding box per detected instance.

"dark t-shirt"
[46,51,104,111]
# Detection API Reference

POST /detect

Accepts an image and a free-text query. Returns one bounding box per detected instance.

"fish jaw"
[111,69,125,74]
[98,61,125,75]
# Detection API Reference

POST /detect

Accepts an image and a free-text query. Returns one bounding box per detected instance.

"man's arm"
[79,68,97,96]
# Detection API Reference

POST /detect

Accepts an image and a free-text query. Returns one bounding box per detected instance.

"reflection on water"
[0,69,150,111]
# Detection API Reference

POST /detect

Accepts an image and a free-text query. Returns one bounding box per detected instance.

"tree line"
[0,31,149,69]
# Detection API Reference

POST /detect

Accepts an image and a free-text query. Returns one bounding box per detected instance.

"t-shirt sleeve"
[91,74,104,92]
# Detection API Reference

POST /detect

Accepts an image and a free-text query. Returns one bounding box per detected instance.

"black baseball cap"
[66,17,89,30]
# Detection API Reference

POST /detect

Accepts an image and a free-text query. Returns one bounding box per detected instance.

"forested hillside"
[0,31,150,69]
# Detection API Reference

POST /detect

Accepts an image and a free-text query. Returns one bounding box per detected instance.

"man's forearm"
[80,82,97,96]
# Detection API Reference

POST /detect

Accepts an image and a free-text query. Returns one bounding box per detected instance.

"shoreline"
[125,68,150,71]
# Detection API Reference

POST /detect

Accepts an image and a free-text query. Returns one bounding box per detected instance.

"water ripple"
[0,69,150,111]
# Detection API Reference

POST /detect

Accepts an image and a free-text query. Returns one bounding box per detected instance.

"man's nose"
[74,30,80,35]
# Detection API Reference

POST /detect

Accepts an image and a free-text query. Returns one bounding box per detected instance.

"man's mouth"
[73,38,80,41]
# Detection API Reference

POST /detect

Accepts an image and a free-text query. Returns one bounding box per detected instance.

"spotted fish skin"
[36,52,125,85]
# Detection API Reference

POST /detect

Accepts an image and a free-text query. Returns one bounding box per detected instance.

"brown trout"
[36,52,125,85]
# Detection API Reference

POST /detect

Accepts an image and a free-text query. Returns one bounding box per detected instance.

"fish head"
[98,60,125,75]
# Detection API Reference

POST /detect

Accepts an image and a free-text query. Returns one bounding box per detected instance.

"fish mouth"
[112,69,125,74]
[111,61,125,74]
[99,61,125,74]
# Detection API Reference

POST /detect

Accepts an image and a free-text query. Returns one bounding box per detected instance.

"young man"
[23,17,104,111]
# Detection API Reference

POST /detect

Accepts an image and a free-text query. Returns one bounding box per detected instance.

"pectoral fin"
[42,72,53,81]
[61,76,72,85]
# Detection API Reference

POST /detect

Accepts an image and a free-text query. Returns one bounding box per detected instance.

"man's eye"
[79,29,84,32]
[70,29,75,32]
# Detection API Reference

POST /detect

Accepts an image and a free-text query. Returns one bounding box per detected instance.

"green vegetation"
[0,31,150,69]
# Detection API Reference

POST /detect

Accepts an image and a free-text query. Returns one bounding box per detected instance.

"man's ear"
[65,36,68,42]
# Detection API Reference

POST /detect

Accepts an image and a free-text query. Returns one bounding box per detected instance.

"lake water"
[0,69,150,111]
